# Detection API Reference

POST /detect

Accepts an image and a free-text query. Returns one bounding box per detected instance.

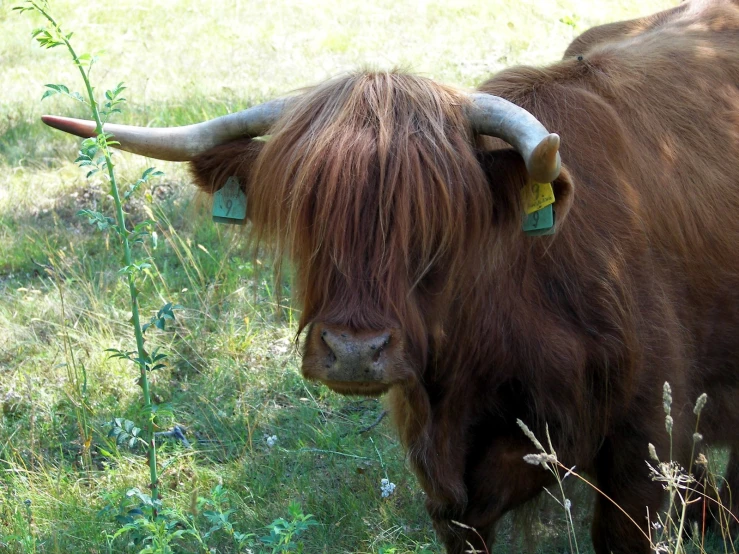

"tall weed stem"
[19,0,159,501]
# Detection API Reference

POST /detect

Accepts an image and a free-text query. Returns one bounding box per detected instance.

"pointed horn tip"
[41,114,70,128]
[530,133,562,183]
[41,115,97,138]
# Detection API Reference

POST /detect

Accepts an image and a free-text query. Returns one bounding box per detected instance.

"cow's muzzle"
[301,323,401,395]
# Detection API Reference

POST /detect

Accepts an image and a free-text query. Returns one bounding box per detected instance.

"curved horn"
[42,98,288,161]
[467,93,561,183]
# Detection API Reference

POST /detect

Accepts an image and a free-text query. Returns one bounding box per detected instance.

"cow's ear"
[550,165,575,227]
[478,149,574,232]
[190,138,264,196]
[477,148,528,228]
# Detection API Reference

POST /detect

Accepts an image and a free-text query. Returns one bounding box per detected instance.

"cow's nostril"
[371,334,390,363]
[320,330,337,367]
[315,326,395,376]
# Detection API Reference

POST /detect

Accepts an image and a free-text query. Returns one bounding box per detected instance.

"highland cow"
[43,1,739,551]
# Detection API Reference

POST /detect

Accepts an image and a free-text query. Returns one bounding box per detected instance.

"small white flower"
[380,478,396,498]
[265,434,278,448]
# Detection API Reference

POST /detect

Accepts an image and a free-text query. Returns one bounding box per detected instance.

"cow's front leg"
[432,434,555,553]
[430,514,495,554]
[389,385,471,520]
[591,436,664,554]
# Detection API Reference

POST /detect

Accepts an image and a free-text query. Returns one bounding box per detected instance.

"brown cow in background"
[43,0,739,552]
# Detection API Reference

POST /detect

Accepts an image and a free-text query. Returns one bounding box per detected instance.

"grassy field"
[0,1,702,552]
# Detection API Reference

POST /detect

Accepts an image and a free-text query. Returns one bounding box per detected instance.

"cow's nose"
[319,326,392,381]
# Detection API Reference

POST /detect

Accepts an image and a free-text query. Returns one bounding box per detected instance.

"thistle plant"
[15,0,178,503]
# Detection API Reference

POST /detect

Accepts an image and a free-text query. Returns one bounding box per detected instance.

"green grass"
[0,1,699,552]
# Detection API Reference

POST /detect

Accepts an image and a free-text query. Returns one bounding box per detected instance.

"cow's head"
[42,71,561,396]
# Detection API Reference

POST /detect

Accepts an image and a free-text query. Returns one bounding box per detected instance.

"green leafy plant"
[110,488,201,554]
[0,498,37,554]
[14,0,178,504]
[107,418,146,450]
[260,502,318,554]
[99,484,258,553]
[196,484,255,548]
[559,14,580,28]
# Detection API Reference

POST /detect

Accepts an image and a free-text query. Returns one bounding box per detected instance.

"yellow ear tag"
[523,182,555,214]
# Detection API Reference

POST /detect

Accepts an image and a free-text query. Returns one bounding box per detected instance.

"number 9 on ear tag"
[212,176,247,225]
[523,204,555,235]
[522,182,556,236]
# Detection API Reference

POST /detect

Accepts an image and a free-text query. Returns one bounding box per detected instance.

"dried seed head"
[662,382,672,416]
[695,453,708,467]
[648,443,659,461]
[693,393,708,416]
[692,432,703,444]
[665,415,673,435]
[523,453,557,468]
[517,419,545,453]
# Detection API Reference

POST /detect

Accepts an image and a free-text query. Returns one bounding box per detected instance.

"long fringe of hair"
[247,71,495,358]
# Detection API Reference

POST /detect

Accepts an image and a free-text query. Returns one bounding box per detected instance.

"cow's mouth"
[315,378,391,397]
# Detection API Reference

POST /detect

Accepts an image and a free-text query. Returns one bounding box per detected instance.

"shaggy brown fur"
[190,1,739,552]
[562,1,689,58]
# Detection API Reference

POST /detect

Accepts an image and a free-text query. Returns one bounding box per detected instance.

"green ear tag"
[523,204,555,235]
[212,176,247,225]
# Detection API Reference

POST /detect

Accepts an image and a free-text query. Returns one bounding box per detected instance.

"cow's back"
[563,2,688,58]
[479,0,739,438]
[564,0,739,57]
